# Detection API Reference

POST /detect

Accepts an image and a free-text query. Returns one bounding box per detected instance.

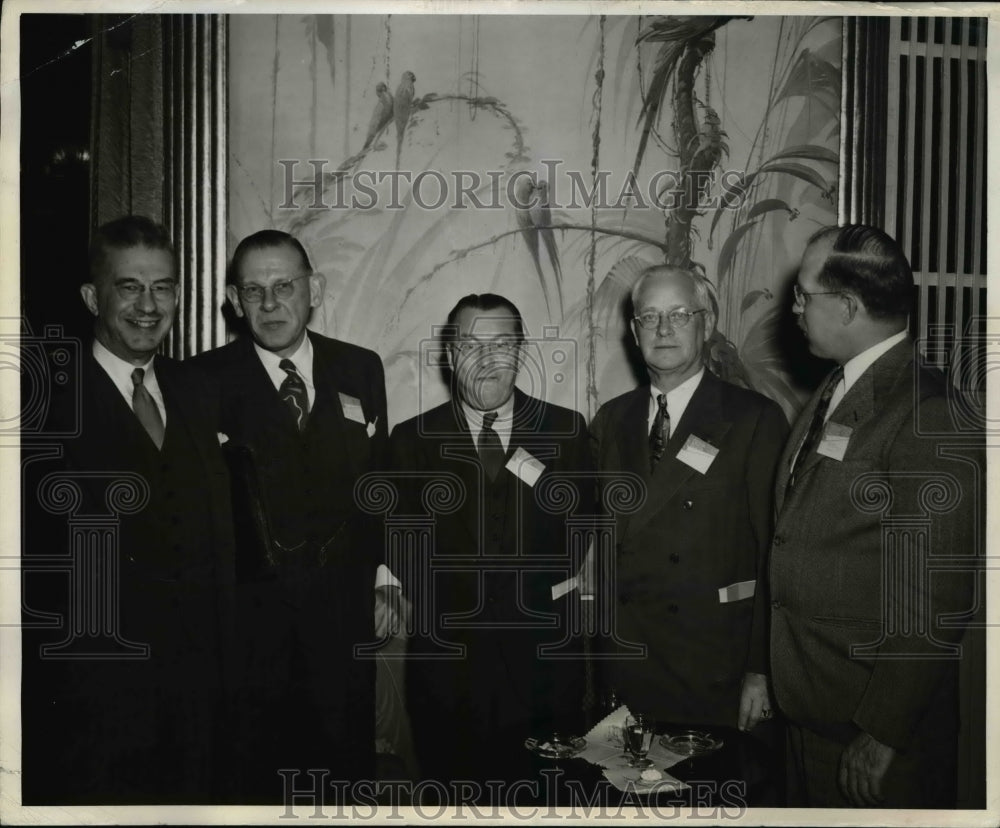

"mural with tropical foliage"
[229,14,841,426]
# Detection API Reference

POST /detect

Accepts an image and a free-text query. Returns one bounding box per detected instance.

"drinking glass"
[624,713,654,768]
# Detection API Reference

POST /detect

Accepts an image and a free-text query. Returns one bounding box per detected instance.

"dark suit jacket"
[191,331,387,797]
[21,351,236,804]
[770,338,979,753]
[590,370,788,727]
[389,388,592,779]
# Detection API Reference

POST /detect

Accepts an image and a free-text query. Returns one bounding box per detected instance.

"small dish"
[524,734,587,759]
[658,729,724,756]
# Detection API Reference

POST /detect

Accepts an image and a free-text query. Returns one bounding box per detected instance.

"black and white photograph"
[1,1,994,823]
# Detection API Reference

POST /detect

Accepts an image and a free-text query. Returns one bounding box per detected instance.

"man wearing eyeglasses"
[590,265,788,737]
[770,226,979,808]
[21,215,236,803]
[192,229,387,801]
[388,293,591,796]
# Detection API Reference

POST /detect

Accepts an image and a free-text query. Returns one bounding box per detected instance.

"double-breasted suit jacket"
[21,352,236,804]
[192,331,388,799]
[590,370,788,727]
[769,338,979,757]
[389,388,592,781]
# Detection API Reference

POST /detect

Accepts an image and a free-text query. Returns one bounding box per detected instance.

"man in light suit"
[21,216,235,803]
[192,230,387,801]
[770,225,980,807]
[590,266,788,732]
[389,293,591,793]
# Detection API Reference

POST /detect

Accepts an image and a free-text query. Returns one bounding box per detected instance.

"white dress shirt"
[92,339,167,425]
[460,393,516,452]
[646,367,705,437]
[254,334,316,406]
[825,329,908,422]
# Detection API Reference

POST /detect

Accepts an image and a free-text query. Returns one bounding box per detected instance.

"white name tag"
[676,434,719,474]
[505,446,545,487]
[718,579,756,603]
[817,422,852,461]
[339,393,366,424]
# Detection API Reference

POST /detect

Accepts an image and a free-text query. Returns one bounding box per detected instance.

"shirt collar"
[842,329,908,394]
[92,339,156,396]
[650,367,705,424]
[254,332,314,390]
[460,392,516,432]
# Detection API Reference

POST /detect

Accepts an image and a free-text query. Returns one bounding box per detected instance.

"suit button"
[668,603,678,614]
[669,553,680,563]
[773,535,784,546]
[682,500,693,510]
[771,600,782,609]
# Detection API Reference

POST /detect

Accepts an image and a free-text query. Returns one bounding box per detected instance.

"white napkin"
[578,705,689,793]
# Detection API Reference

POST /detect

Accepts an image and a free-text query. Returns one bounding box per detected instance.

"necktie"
[649,393,670,472]
[478,411,506,481]
[787,366,844,492]
[279,359,310,430]
[130,368,165,450]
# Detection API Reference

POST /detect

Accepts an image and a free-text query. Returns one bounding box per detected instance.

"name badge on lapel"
[676,434,718,474]
[339,393,366,424]
[817,422,852,461]
[505,446,545,487]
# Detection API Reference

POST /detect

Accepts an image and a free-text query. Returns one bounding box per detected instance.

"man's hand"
[737,671,772,731]
[838,731,895,807]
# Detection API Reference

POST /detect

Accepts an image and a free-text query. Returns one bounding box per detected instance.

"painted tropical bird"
[513,176,564,318]
[363,81,394,150]
[394,71,416,166]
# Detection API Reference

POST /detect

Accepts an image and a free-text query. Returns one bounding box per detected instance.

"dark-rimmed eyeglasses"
[235,273,311,303]
[453,339,521,356]
[793,284,842,305]
[633,309,707,330]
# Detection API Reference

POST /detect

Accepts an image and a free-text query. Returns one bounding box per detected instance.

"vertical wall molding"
[838,17,889,226]
[163,15,228,358]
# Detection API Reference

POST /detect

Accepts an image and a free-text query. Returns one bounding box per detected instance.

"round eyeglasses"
[633,309,707,330]
[235,273,311,303]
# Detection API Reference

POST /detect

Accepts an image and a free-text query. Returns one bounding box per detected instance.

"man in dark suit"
[191,229,387,801]
[21,216,235,804]
[770,225,980,808]
[389,293,591,792]
[590,266,788,732]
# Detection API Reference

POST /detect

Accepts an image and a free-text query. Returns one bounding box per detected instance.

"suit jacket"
[21,350,236,804]
[590,370,788,727]
[770,338,979,752]
[191,330,387,797]
[389,388,592,775]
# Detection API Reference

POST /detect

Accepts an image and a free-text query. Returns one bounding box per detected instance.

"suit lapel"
[627,372,732,538]
[306,333,358,477]
[436,398,483,546]
[154,357,214,472]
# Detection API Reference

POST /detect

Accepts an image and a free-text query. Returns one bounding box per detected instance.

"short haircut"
[89,215,175,282]
[809,225,914,319]
[444,293,525,343]
[229,229,312,284]
[631,265,718,326]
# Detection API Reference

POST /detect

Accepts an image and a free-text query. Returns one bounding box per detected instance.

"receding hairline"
[631,266,708,309]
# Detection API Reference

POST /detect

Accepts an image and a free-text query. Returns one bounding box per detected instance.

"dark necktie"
[130,368,165,450]
[787,366,844,492]
[478,411,506,481]
[649,393,670,472]
[279,359,310,430]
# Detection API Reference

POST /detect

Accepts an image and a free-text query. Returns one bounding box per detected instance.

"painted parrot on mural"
[394,71,416,166]
[364,81,395,150]
[513,175,564,319]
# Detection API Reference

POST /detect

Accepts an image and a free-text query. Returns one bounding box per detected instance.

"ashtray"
[658,729,723,756]
[524,734,587,759]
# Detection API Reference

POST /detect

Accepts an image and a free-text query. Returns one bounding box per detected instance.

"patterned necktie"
[478,411,506,481]
[279,359,310,430]
[649,393,670,472]
[787,366,844,492]
[130,368,165,450]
